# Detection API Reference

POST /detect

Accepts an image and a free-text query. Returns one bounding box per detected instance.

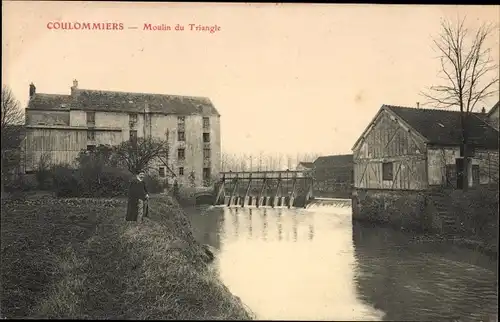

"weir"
[213,170,314,208]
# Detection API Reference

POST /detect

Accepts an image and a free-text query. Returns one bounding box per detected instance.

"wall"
[24,128,87,171]
[487,106,499,130]
[353,109,428,190]
[26,110,70,126]
[209,115,222,182]
[69,110,86,127]
[149,114,221,187]
[447,187,498,254]
[352,189,430,231]
[24,107,221,188]
[427,147,499,186]
[352,187,499,254]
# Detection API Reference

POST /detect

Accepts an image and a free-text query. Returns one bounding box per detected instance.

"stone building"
[23,80,221,186]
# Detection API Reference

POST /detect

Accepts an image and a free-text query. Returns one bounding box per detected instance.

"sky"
[2,2,499,157]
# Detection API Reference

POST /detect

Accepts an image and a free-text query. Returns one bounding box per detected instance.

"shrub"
[3,174,38,193]
[50,165,82,198]
[94,167,133,197]
[35,153,53,190]
[144,175,166,194]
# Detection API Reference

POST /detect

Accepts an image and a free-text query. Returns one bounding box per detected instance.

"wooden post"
[272,174,282,208]
[228,176,239,206]
[288,175,297,208]
[242,173,252,208]
[257,177,267,208]
[304,177,313,208]
[213,174,226,206]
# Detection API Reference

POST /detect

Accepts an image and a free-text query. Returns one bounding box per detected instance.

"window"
[203,132,210,143]
[86,112,95,125]
[129,130,138,142]
[87,145,96,152]
[178,131,185,141]
[472,164,480,186]
[178,167,184,176]
[129,113,138,127]
[445,164,457,188]
[87,130,96,140]
[203,167,211,182]
[382,162,393,181]
[203,148,211,160]
[159,167,166,178]
[177,116,185,124]
[177,148,185,160]
[203,117,210,129]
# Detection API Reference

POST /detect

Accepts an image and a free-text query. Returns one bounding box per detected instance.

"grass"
[1,193,254,320]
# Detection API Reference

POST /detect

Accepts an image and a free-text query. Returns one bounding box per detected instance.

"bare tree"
[1,85,24,130]
[421,17,499,190]
[287,154,293,170]
[1,85,25,193]
[113,137,170,174]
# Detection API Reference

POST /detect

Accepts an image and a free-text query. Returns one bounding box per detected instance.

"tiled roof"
[313,154,353,168]
[28,94,73,110]
[28,89,220,116]
[384,104,498,149]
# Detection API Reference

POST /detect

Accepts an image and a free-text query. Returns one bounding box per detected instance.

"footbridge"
[213,170,314,208]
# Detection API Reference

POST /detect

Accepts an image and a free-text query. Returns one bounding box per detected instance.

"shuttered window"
[382,162,393,181]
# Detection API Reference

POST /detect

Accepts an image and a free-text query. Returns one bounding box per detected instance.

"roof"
[313,154,353,168]
[27,89,220,116]
[28,94,73,110]
[384,104,498,149]
[487,101,499,117]
[297,161,313,168]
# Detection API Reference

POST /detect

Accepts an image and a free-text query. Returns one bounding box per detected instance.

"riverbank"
[353,217,498,259]
[0,193,253,319]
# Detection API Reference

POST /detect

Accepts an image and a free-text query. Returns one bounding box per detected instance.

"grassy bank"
[1,193,253,319]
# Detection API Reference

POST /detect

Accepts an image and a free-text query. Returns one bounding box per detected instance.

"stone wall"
[447,187,498,254]
[352,189,430,232]
[352,187,499,254]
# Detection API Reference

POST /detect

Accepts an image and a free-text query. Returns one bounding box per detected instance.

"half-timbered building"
[352,104,499,191]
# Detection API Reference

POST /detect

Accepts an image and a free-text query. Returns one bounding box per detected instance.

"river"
[183,200,498,321]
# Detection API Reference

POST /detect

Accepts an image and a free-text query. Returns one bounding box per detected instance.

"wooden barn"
[312,154,354,197]
[351,104,499,191]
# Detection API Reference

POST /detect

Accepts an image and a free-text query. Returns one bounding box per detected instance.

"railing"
[220,170,310,180]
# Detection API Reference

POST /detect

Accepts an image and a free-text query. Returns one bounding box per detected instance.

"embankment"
[0,193,253,319]
[352,187,499,257]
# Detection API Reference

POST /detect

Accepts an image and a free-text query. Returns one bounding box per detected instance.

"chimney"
[481,107,486,114]
[29,83,36,99]
[416,102,420,108]
[71,79,80,97]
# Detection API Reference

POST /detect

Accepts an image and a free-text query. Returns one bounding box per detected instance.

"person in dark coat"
[126,171,149,222]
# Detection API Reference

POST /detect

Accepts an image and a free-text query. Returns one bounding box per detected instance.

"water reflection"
[248,209,253,239]
[277,211,283,241]
[185,204,498,321]
[352,221,498,321]
[262,209,268,241]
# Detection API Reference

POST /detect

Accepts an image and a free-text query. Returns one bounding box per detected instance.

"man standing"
[126,171,149,222]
